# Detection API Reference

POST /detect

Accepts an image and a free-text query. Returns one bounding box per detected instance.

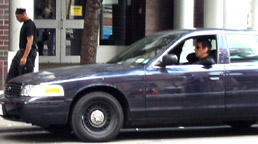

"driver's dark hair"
[197,38,212,53]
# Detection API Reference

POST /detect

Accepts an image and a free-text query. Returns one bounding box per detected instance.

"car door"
[224,32,258,118]
[146,64,225,122]
[145,34,225,123]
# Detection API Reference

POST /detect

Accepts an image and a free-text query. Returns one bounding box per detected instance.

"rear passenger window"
[226,34,258,63]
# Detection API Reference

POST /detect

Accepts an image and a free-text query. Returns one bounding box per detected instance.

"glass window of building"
[100,0,126,45]
[66,0,86,20]
[34,0,56,19]
[37,28,56,56]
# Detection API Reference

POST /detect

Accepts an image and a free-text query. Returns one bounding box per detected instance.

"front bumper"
[0,95,69,126]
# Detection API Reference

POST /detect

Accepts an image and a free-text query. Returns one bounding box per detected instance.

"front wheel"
[71,92,124,142]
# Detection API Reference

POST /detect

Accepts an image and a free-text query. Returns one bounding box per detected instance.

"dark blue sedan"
[1,29,258,142]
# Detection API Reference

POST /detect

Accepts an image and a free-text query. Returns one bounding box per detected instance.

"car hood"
[9,64,143,85]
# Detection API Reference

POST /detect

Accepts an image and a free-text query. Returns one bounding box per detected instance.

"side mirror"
[160,54,178,67]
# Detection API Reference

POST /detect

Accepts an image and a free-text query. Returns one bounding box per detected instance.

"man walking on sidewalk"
[6,8,37,83]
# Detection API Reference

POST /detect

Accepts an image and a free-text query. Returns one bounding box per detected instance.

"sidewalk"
[0,117,32,128]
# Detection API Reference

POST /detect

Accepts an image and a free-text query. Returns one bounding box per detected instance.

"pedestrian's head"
[15,8,27,22]
[195,38,211,59]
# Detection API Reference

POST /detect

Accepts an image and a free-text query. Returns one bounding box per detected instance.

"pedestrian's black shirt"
[19,19,37,50]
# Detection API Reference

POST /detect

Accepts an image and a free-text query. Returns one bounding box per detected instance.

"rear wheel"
[71,92,123,142]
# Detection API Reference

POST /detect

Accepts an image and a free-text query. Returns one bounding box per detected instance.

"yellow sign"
[70,6,82,16]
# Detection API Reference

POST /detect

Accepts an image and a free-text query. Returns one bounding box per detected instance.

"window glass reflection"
[34,0,56,19]
[100,0,126,45]
[227,34,258,63]
[101,4,113,40]
[66,0,86,20]
[66,29,83,56]
[37,29,56,56]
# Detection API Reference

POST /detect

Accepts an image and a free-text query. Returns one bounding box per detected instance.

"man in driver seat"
[193,38,215,65]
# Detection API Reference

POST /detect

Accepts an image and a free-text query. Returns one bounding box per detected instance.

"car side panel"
[225,63,258,119]
[64,67,147,121]
[105,69,146,120]
[145,64,225,123]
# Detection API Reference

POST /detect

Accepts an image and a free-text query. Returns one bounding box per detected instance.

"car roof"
[148,28,258,37]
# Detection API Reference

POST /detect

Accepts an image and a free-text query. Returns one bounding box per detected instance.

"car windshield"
[108,34,179,65]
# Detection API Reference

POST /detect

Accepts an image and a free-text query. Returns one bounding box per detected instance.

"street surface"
[1,117,258,144]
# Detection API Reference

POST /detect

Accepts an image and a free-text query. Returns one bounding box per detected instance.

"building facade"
[0,0,257,90]
[0,0,9,89]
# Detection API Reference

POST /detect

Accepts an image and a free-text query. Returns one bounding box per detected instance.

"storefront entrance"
[34,0,147,64]
[34,0,85,63]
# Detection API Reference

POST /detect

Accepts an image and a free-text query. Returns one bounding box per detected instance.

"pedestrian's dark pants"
[6,49,37,83]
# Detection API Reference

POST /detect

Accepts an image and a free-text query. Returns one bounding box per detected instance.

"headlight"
[21,84,64,97]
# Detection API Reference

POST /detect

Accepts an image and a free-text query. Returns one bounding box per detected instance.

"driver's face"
[195,42,208,59]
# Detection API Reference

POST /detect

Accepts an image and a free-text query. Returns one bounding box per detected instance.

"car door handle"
[208,72,223,80]
[209,77,220,81]
[208,72,224,76]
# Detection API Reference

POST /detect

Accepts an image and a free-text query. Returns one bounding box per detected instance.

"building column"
[204,0,223,28]
[9,0,38,71]
[252,0,258,30]
[223,0,249,29]
[173,0,194,29]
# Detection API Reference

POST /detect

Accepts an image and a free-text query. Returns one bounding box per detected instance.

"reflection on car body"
[1,29,258,142]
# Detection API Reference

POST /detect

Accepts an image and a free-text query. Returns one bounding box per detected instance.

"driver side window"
[172,36,217,65]
[179,39,195,64]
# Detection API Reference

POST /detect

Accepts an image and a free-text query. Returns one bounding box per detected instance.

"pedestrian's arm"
[20,35,33,66]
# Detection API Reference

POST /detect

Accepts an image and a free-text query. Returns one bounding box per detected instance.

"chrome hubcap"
[90,110,105,126]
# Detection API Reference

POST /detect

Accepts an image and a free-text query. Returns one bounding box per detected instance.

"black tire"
[71,92,124,142]
[227,120,256,129]
[43,124,71,134]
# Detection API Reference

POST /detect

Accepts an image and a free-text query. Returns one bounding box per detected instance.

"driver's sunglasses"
[195,46,202,50]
